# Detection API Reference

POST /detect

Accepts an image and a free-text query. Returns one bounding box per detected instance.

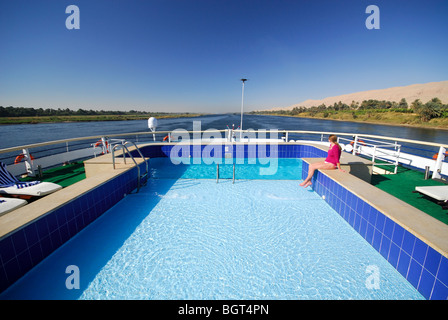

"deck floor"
[371,165,448,225]
[20,161,86,188]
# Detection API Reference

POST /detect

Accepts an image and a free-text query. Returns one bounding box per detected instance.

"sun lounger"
[414,186,448,202]
[0,162,62,198]
[414,185,448,210]
[0,198,28,215]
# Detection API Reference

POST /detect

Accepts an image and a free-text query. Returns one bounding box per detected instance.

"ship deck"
[371,164,447,225]
[19,161,86,188]
[17,155,447,226]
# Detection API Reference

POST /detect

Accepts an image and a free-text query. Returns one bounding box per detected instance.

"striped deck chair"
[0,162,41,189]
[0,162,62,197]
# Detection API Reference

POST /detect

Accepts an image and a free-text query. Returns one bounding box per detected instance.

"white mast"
[239,78,247,140]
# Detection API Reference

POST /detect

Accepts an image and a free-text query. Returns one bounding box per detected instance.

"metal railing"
[338,136,401,174]
[1,129,447,179]
[216,163,236,183]
[278,130,447,179]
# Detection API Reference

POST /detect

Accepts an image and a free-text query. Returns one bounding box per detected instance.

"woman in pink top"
[300,135,345,188]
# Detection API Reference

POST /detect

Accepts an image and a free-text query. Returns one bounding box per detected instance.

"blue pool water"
[149,157,302,180]
[0,177,423,300]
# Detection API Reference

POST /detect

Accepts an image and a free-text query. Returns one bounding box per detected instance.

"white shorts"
[324,161,337,168]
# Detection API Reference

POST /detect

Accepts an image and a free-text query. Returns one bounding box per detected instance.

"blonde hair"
[329,134,342,150]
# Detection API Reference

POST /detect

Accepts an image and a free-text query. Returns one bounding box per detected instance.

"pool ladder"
[111,141,149,192]
[216,163,236,184]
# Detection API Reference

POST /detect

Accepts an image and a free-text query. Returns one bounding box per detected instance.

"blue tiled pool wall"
[136,143,328,159]
[301,161,448,300]
[0,163,145,294]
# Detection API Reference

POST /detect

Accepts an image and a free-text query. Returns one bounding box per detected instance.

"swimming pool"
[148,157,301,180]
[0,166,424,299]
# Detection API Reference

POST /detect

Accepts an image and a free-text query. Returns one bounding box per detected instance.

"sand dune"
[270,81,448,111]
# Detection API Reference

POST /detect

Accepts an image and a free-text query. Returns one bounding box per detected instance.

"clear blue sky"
[0,0,447,113]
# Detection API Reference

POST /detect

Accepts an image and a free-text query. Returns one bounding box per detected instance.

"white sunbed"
[0,198,28,215]
[0,182,62,197]
[1,162,62,198]
[414,186,448,202]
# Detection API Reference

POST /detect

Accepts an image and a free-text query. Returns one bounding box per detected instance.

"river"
[0,114,447,162]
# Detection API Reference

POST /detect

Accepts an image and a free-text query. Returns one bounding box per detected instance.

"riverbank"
[0,113,205,125]
[2,110,448,131]
[253,111,448,130]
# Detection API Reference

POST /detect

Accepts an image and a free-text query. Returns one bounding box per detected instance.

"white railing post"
[352,135,358,155]
[432,146,446,180]
[371,145,377,172]
[100,137,109,154]
[394,144,401,174]
[22,148,37,177]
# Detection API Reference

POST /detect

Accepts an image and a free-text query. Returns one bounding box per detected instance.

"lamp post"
[240,78,247,140]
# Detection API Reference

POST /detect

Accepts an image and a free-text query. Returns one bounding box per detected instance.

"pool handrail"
[111,140,149,192]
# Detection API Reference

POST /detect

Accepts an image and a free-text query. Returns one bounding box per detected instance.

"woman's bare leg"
[300,162,335,187]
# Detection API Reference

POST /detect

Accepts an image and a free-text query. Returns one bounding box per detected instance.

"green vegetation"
[0,106,203,124]
[252,97,448,128]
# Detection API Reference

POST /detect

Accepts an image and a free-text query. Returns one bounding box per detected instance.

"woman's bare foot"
[303,181,312,188]
[299,180,307,186]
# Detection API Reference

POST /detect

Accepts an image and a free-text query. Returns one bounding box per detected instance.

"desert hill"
[270,81,448,111]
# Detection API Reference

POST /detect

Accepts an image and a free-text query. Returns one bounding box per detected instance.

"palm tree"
[410,99,422,112]
[415,98,442,122]
[398,98,408,109]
